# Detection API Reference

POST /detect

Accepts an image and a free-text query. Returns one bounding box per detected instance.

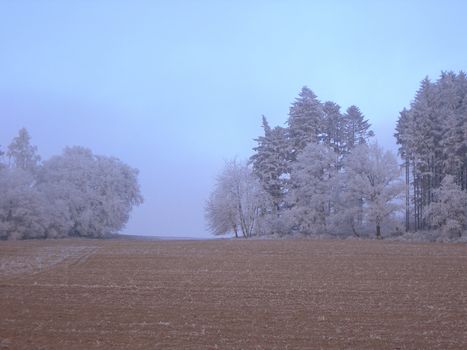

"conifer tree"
[7,128,41,172]
[342,105,374,152]
[322,101,345,157]
[287,86,323,159]
[396,71,467,233]
[250,116,289,211]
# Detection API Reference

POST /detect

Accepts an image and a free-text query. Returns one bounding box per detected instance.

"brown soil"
[1,238,466,349]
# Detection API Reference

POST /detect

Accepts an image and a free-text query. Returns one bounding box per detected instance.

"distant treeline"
[0,129,143,239]
[207,71,467,240]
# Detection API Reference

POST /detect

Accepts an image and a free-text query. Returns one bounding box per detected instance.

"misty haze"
[1,1,467,349]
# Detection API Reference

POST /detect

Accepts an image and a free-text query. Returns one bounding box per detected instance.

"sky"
[1,1,467,237]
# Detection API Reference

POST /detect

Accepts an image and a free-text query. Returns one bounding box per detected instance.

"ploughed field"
[1,239,467,349]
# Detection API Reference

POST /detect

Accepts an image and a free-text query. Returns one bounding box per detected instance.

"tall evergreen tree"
[287,86,323,159]
[7,128,41,172]
[395,108,414,231]
[250,116,289,210]
[396,71,467,232]
[321,101,345,157]
[342,105,374,151]
[438,72,467,184]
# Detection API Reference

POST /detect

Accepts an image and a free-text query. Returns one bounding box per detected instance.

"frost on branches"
[37,147,143,238]
[343,144,404,239]
[205,160,269,238]
[208,85,409,239]
[0,129,143,240]
[287,143,337,235]
[0,168,47,240]
[424,175,467,238]
[396,71,467,232]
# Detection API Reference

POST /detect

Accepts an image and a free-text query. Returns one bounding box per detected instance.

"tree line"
[396,71,467,236]
[207,72,467,239]
[207,87,403,239]
[0,128,143,239]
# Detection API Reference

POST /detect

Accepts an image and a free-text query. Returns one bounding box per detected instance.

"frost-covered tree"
[245,85,377,237]
[0,130,45,239]
[287,143,337,235]
[287,86,323,158]
[321,101,345,157]
[205,160,267,238]
[205,182,240,237]
[396,77,438,229]
[343,143,404,238]
[437,72,467,194]
[424,175,467,238]
[395,108,415,231]
[396,71,467,232]
[7,128,41,172]
[0,168,47,240]
[0,146,5,170]
[250,116,289,211]
[37,146,143,238]
[342,105,374,151]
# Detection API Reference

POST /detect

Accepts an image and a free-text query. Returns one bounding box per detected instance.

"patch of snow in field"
[0,246,96,277]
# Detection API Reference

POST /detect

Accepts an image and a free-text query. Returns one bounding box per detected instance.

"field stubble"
[0,238,466,349]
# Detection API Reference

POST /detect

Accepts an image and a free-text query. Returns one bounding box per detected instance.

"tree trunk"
[405,158,410,231]
[413,163,419,231]
[351,222,360,238]
[376,224,381,239]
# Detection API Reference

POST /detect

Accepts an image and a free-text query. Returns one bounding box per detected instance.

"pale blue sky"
[1,1,466,237]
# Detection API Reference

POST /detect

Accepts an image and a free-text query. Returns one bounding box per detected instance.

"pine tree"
[342,105,374,151]
[287,86,323,159]
[395,71,467,233]
[7,128,41,172]
[456,71,467,190]
[438,72,467,187]
[395,108,414,231]
[408,77,441,229]
[250,116,289,211]
[322,101,345,156]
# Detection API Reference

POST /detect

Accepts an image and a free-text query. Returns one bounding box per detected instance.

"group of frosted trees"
[207,87,405,239]
[0,128,143,240]
[208,73,467,239]
[396,71,467,237]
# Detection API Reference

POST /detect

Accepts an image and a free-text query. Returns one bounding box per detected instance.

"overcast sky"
[1,1,466,237]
